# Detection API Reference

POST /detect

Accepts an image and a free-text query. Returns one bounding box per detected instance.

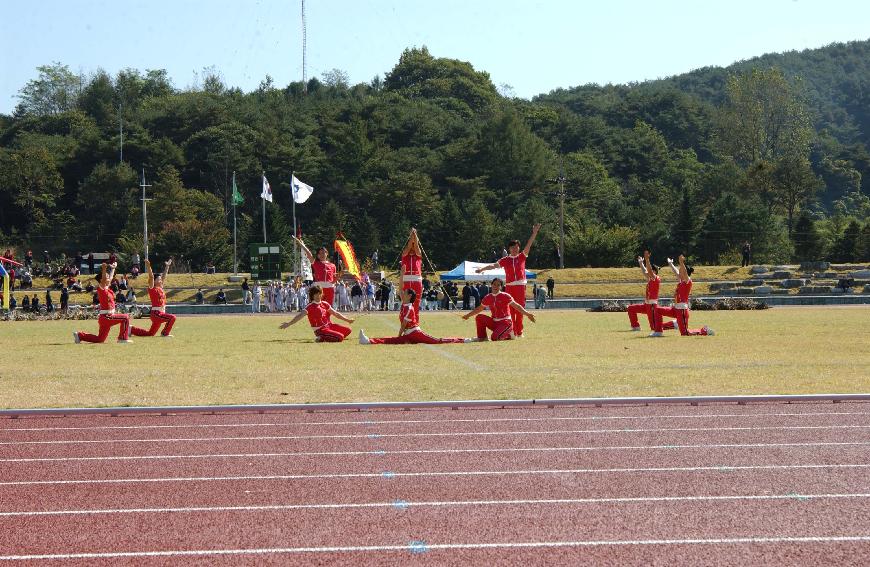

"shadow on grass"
[240,338,314,344]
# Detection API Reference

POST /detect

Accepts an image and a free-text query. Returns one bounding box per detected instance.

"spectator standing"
[535,284,547,309]
[379,280,391,311]
[351,281,363,311]
[74,251,84,272]
[365,278,375,311]
[252,282,261,313]
[45,289,54,313]
[546,277,555,299]
[241,278,251,305]
[462,282,471,309]
[60,287,69,312]
[87,253,95,274]
[741,241,752,267]
[371,249,378,268]
[471,283,480,308]
[131,252,140,271]
[24,250,33,268]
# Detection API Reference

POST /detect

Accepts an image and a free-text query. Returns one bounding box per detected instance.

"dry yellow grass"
[1,307,868,409]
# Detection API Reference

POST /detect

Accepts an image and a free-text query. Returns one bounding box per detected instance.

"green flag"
[231,172,243,206]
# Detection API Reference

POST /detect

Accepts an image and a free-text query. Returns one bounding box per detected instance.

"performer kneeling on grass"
[279,285,355,342]
[651,255,714,337]
[293,236,338,307]
[359,289,471,345]
[131,259,176,338]
[462,278,536,341]
[474,223,540,337]
[73,262,132,344]
[627,250,660,332]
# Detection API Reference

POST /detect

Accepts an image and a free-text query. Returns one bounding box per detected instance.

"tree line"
[1,42,869,272]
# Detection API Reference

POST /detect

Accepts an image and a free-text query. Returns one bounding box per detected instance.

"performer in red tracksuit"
[359,289,470,345]
[627,250,660,331]
[462,278,537,341]
[652,255,714,337]
[294,236,338,307]
[279,285,355,342]
[475,223,541,337]
[401,228,424,314]
[131,258,176,338]
[74,261,132,344]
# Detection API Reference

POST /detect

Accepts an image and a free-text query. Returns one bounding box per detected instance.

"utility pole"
[556,160,567,269]
[140,168,152,261]
[119,102,124,163]
[301,0,308,93]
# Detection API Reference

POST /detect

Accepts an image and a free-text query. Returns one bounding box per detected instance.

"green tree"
[830,220,862,262]
[0,146,64,231]
[15,63,81,116]
[75,162,137,247]
[718,68,813,165]
[792,210,823,261]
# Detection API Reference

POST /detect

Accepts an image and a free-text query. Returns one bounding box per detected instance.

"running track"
[1,402,869,565]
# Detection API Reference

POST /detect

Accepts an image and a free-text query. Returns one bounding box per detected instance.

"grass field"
[19,264,786,305]
[2,307,868,409]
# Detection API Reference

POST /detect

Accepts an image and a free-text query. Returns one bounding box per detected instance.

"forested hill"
[1,42,869,271]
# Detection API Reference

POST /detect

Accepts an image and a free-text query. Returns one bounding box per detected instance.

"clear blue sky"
[2,0,869,114]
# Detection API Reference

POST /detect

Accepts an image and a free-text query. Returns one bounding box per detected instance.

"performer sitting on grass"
[462,278,536,341]
[651,255,714,337]
[131,259,176,338]
[73,261,132,344]
[474,223,541,337]
[294,236,338,307]
[627,250,660,332]
[359,289,471,345]
[279,285,355,342]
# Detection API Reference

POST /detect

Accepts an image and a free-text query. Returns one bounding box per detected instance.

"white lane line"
[3,493,869,517]
[3,411,866,432]
[2,536,870,560]
[3,424,869,446]
[2,463,868,486]
[3,441,870,464]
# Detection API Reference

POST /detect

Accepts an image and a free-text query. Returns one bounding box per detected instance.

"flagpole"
[291,170,298,275]
[232,171,238,275]
[262,171,267,243]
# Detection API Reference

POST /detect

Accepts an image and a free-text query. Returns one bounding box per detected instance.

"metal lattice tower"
[301,0,307,92]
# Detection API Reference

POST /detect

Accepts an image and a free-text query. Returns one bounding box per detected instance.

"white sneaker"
[118,339,134,344]
[630,327,640,332]
[648,332,663,338]
[72,331,80,344]
[359,330,370,345]
[463,338,474,343]
[162,334,173,338]
[704,326,715,336]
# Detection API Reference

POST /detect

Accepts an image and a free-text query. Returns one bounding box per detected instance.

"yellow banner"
[334,237,361,281]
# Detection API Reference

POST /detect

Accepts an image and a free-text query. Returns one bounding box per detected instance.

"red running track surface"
[1,402,869,565]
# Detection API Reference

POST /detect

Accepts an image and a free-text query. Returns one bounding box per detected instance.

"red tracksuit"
[369,303,465,345]
[77,287,130,343]
[476,291,515,341]
[628,275,660,330]
[401,253,423,313]
[306,300,351,342]
[312,260,337,306]
[131,286,176,337]
[498,253,528,335]
[655,279,709,336]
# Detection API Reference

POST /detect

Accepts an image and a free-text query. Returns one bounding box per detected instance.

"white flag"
[261,175,273,202]
[291,175,314,204]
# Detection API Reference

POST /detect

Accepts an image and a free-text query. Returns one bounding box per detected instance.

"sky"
[2,0,869,114]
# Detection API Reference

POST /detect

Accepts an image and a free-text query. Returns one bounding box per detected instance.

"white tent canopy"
[439,261,537,282]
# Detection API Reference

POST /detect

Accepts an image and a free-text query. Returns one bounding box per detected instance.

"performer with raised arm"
[131,259,176,338]
[401,228,424,313]
[474,224,541,337]
[462,278,536,341]
[627,250,660,332]
[73,261,132,344]
[279,285,355,342]
[294,236,338,307]
[359,288,470,345]
[652,255,714,337]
